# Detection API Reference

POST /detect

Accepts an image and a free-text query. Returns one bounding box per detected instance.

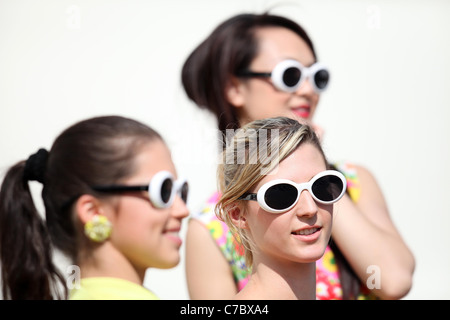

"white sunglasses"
[237,59,330,93]
[92,170,188,209]
[238,170,346,214]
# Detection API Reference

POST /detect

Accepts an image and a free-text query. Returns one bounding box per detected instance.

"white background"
[1,0,449,300]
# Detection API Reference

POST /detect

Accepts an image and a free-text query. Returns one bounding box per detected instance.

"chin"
[150,255,180,270]
[298,245,328,263]
[161,259,180,269]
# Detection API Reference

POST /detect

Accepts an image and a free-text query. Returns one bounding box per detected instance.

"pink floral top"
[193,161,376,299]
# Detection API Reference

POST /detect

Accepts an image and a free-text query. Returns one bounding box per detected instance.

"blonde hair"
[215,117,326,268]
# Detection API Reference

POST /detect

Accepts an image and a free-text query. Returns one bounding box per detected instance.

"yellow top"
[69,277,159,300]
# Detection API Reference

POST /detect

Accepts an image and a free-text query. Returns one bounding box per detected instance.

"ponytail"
[1,116,162,299]
[0,150,66,300]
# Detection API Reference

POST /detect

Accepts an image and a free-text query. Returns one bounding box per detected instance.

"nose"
[293,190,318,218]
[171,195,190,220]
[295,77,315,97]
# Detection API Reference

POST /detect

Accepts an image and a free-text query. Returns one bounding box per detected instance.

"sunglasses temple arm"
[235,71,272,78]
[91,185,149,192]
[238,193,257,201]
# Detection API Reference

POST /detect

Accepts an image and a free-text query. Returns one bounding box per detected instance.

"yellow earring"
[84,215,112,242]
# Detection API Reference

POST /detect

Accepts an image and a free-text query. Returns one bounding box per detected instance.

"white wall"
[1,0,449,300]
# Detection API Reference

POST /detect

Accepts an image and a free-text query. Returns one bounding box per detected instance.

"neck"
[76,242,145,285]
[236,256,316,300]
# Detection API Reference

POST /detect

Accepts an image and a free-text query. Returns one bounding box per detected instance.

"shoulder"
[333,160,388,214]
[191,192,220,220]
[191,192,225,227]
[332,161,382,203]
[337,162,382,194]
[332,161,365,203]
[333,160,363,179]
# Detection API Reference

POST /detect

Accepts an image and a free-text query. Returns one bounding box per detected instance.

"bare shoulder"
[352,163,377,181]
[350,163,402,234]
[185,218,219,259]
[186,217,210,239]
[351,164,386,203]
[185,218,237,299]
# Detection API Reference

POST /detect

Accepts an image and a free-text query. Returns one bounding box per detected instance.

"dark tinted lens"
[265,183,298,210]
[314,69,329,89]
[283,67,301,87]
[311,175,343,202]
[180,182,189,203]
[160,178,173,203]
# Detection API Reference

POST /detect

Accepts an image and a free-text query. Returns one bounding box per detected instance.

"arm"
[185,218,238,299]
[331,165,415,299]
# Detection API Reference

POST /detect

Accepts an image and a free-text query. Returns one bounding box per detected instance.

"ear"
[228,203,248,230]
[75,194,106,225]
[225,77,245,108]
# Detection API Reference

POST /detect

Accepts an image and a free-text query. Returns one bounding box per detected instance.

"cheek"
[112,200,166,243]
[309,94,320,116]
[244,85,289,117]
[246,210,286,246]
[319,205,333,235]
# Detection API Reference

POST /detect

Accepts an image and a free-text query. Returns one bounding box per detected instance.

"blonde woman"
[216,117,347,299]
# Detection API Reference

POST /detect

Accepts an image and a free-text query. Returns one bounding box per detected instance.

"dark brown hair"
[0,116,162,299]
[181,13,317,133]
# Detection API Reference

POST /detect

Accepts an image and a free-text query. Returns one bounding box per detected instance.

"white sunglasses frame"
[237,59,330,94]
[240,170,346,214]
[92,170,188,209]
[148,171,185,208]
[271,59,330,93]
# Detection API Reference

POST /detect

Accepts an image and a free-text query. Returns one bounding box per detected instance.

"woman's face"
[243,143,332,265]
[232,27,320,127]
[106,140,189,273]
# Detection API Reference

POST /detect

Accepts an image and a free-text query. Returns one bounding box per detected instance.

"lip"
[291,105,311,119]
[291,226,322,243]
[164,228,182,246]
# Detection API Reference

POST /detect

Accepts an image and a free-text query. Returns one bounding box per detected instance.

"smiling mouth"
[291,107,311,119]
[291,227,320,236]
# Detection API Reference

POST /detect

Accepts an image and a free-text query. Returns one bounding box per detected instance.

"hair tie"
[23,148,49,184]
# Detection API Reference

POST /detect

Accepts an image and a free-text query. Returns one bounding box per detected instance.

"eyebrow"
[282,56,316,68]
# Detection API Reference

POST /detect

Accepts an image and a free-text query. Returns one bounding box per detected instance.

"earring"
[84,215,112,242]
